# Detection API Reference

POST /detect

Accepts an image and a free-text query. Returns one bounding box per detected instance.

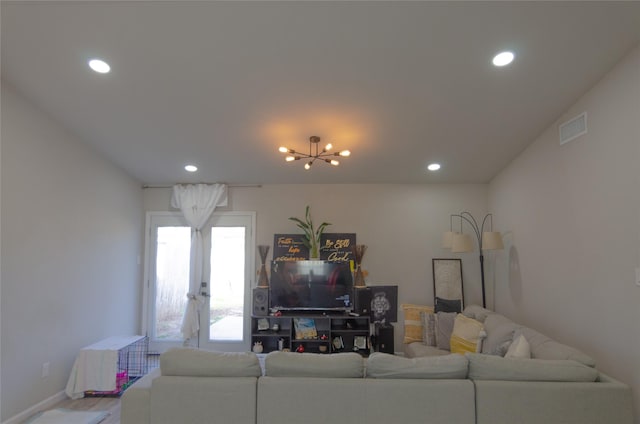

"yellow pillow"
[450,314,485,354]
[401,304,434,344]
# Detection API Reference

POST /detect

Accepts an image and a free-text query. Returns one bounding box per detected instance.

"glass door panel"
[154,226,190,340]
[209,226,245,341]
[199,212,254,351]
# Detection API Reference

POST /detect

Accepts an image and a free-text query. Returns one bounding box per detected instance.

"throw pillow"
[450,313,486,354]
[401,304,434,344]
[493,340,513,357]
[505,334,531,359]
[434,296,462,313]
[435,311,457,351]
[481,316,521,356]
[420,311,438,347]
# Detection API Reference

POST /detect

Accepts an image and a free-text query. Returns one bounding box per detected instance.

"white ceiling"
[2,1,640,185]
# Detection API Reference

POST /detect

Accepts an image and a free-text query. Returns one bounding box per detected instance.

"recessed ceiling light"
[492,51,514,67]
[185,165,198,172]
[427,163,441,171]
[88,59,111,74]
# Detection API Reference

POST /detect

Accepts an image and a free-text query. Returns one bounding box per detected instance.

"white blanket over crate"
[65,335,144,399]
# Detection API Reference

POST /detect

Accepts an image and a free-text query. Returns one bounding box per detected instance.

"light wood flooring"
[23,396,121,424]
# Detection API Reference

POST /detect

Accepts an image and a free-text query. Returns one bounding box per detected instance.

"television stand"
[278,309,352,316]
[251,313,370,356]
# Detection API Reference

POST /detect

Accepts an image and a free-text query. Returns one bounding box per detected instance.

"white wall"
[144,183,489,349]
[489,45,640,421]
[0,83,143,421]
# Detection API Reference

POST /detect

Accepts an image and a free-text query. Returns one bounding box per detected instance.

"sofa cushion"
[435,312,457,350]
[367,352,468,379]
[160,348,261,377]
[404,342,450,358]
[519,327,596,367]
[450,314,485,354]
[466,353,598,382]
[401,304,434,344]
[461,305,494,323]
[264,351,364,378]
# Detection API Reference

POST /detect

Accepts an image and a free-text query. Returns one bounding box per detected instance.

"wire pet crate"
[85,336,149,397]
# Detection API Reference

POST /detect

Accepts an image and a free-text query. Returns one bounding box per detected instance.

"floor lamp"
[442,212,504,308]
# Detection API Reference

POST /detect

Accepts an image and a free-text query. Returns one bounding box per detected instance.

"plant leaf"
[289,217,310,231]
[315,222,331,239]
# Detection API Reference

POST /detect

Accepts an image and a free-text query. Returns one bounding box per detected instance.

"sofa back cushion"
[265,351,364,378]
[467,306,597,367]
[366,352,468,379]
[519,327,596,367]
[466,353,598,382]
[160,348,261,377]
[462,305,494,323]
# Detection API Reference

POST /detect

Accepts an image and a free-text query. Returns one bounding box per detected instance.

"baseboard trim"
[2,390,66,424]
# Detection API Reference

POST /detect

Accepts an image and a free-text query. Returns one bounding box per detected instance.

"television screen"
[269,260,353,311]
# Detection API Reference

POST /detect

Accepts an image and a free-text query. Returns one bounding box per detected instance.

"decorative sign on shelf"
[320,233,356,262]
[273,234,309,261]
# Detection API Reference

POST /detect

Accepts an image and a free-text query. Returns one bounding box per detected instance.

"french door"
[144,211,255,352]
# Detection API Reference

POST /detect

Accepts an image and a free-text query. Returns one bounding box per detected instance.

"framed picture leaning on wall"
[432,258,464,313]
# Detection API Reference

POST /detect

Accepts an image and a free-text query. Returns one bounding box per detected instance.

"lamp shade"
[442,231,457,248]
[451,233,474,253]
[482,232,504,250]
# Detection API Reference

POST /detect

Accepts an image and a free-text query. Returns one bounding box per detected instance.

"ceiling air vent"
[559,112,587,145]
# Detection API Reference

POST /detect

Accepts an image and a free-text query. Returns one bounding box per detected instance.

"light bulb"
[88,59,110,74]
[339,150,351,157]
[285,156,295,162]
[278,146,289,153]
[330,160,339,166]
[304,162,312,170]
[493,51,514,67]
[325,143,333,151]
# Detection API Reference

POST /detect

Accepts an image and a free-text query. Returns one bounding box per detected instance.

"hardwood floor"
[24,396,121,424]
[22,356,158,423]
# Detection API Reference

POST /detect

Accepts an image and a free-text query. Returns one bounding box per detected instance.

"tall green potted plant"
[289,206,331,259]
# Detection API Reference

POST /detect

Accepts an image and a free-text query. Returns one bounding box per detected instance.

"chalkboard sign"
[273,234,308,261]
[319,233,356,262]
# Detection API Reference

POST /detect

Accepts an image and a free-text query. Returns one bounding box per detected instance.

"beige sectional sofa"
[121,306,633,424]
[122,350,476,424]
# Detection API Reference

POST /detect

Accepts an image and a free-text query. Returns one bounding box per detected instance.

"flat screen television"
[269,260,353,311]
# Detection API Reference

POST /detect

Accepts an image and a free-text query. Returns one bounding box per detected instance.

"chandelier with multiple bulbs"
[278,136,351,170]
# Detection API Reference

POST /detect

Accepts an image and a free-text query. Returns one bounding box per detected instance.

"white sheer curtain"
[171,183,228,342]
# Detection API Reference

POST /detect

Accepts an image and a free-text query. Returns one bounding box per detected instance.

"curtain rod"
[142,183,262,189]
